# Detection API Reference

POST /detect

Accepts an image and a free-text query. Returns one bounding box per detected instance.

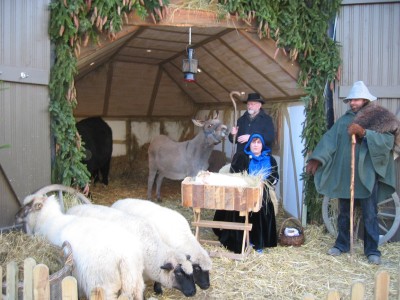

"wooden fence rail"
[1,259,128,300]
[1,258,400,299]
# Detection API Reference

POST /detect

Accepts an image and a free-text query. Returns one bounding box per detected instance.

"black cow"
[76,117,113,185]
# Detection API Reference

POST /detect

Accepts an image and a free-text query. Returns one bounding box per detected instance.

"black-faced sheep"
[67,204,196,297]
[15,195,145,300]
[111,198,212,290]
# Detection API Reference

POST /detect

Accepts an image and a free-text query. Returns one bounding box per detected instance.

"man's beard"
[351,102,369,113]
[248,109,259,116]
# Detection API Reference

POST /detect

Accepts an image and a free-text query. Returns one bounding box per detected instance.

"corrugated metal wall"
[334,1,400,240]
[0,0,51,227]
[334,1,400,112]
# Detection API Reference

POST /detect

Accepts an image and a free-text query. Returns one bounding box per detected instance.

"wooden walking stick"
[350,133,356,262]
[229,91,241,160]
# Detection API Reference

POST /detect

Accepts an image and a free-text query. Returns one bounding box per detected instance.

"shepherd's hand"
[305,159,321,175]
[348,123,366,138]
[237,134,250,144]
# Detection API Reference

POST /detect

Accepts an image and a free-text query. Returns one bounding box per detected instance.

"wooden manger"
[181,175,263,260]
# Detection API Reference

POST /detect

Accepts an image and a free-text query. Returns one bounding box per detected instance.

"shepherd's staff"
[350,133,356,262]
[229,91,241,160]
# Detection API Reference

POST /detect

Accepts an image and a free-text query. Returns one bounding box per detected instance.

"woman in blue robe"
[213,133,278,253]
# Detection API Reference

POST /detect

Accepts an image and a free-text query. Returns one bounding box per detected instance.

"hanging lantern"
[182,28,198,82]
[182,48,198,82]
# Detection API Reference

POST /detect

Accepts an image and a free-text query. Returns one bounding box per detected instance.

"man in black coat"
[229,92,275,154]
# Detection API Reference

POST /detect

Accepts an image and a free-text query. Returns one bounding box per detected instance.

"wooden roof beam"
[239,30,300,81]
[78,25,141,65]
[147,67,163,117]
[218,38,289,97]
[126,5,255,29]
[159,66,200,116]
[201,46,257,93]
[168,61,221,103]
[160,28,234,66]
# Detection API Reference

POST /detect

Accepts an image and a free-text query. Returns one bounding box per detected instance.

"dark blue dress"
[213,134,278,253]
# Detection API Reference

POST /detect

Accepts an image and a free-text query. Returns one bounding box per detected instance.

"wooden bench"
[191,208,254,260]
[191,220,253,231]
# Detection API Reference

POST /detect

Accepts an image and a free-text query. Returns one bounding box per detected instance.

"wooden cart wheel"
[322,193,400,245]
[35,184,92,212]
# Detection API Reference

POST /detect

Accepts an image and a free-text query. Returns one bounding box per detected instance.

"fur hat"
[243,93,265,104]
[344,81,377,103]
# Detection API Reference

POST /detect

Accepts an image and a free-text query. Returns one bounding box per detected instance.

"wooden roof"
[74,5,305,118]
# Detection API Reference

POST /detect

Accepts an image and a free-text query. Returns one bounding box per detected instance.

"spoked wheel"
[35,184,92,212]
[322,193,400,245]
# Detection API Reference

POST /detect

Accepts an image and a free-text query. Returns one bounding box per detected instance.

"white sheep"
[67,204,196,297]
[111,198,212,290]
[16,194,145,300]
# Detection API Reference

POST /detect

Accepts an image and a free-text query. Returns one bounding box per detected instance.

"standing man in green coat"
[305,81,396,265]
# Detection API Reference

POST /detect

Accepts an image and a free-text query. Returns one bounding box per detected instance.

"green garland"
[49,0,341,222]
[48,0,164,188]
[220,0,342,222]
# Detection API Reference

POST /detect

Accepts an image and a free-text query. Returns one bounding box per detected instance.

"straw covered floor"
[88,156,400,299]
[1,155,399,299]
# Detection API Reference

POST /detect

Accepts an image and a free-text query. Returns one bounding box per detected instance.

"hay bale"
[110,144,149,179]
[0,231,63,281]
[110,155,134,178]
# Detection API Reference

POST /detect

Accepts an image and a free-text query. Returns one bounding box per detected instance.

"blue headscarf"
[244,133,272,180]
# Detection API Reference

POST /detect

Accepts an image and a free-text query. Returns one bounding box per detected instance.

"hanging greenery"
[218,0,342,222]
[48,0,167,189]
[49,0,341,221]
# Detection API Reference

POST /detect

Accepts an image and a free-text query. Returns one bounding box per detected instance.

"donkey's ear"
[192,119,205,127]
[213,110,219,119]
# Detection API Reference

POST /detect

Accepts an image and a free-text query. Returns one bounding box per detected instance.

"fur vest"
[352,102,400,156]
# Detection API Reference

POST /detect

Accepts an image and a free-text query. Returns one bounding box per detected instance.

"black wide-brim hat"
[243,92,265,104]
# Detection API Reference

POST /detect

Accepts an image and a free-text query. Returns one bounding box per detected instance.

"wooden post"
[397,264,400,300]
[351,282,365,300]
[33,264,50,300]
[374,270,390,300]
[24,258,36,300]
[6,261,18,300]
[326,289,341,300]
[241,211,248,255]
[0,266,2,300]
[90,287,105,300]
[350,134,356,262]
[193,207,201,240]
[62,276,78,300]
